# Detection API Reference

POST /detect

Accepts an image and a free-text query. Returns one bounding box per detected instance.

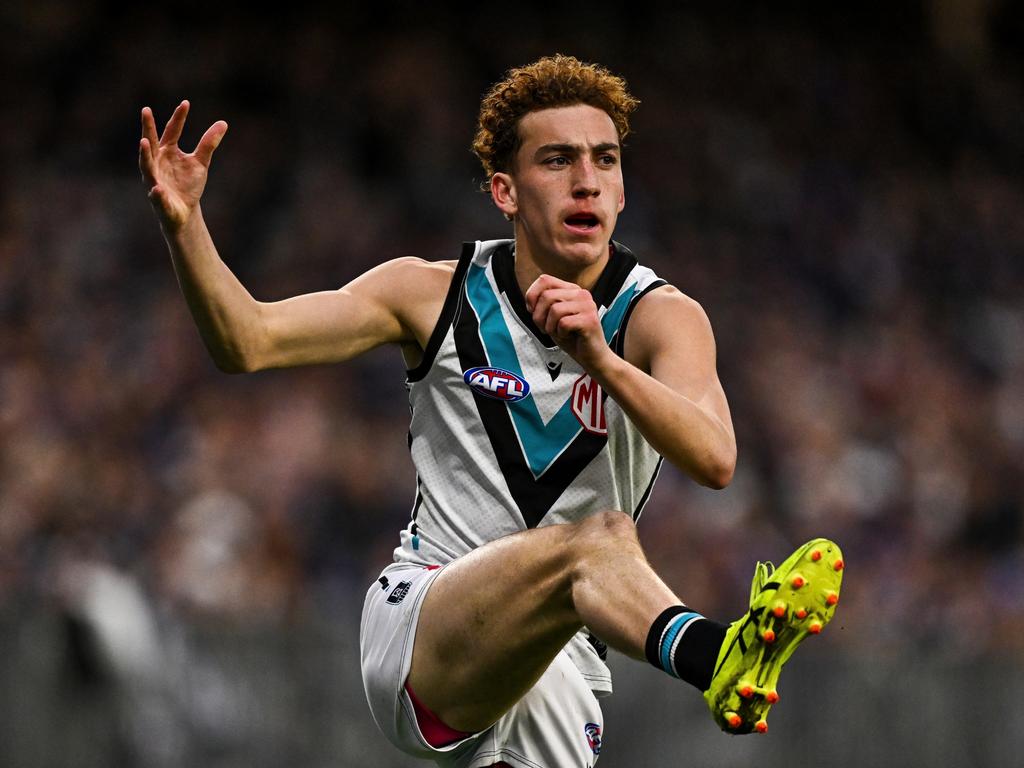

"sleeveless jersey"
[396,239,667,694]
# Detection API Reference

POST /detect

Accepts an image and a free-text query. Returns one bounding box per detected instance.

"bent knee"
[575,509,635,537]
[567,510,638,553]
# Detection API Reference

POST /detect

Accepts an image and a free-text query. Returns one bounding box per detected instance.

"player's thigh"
[409,519,596,732]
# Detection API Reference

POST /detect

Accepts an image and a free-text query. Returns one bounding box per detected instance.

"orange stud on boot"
[765,690,780,704]
[755,720,769,734]
[739,684,754,699]
[762,629,776,643]
[825,591,839,606]
[726,712,743,729]
[833,558,845,572]
[808,620,823,635]
[791,575,805,589]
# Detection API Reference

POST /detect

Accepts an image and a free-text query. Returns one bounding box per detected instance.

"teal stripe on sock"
[660,611,701,677]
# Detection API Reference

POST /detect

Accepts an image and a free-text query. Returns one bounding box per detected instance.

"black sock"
[644,606,728,691]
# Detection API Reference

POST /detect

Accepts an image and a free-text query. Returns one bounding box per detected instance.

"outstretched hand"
[139,101,227,233]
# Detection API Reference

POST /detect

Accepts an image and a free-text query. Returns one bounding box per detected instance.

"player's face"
[495,104,625,276]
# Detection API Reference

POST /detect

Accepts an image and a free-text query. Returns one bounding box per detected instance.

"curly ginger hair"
[472,54,640,189]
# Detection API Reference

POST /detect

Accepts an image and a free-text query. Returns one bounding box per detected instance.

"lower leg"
[568,511,727,690]
[565,510,682,659]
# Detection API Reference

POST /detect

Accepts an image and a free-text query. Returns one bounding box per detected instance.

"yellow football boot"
[704,538,844,734]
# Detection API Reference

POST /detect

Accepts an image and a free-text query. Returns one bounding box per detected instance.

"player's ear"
[618,187,625,213]
[491,173,517,221]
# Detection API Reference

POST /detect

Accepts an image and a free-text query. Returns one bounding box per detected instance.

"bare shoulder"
[623,285,717,368]
[353,256,456,312]
[630,285,713,334]
[367,257,458,350]
[389,257,459,276]
[368,256,457,293]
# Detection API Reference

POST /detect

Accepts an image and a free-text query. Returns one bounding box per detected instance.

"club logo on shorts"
[463,366,530,402]
[386,581,412,605]
[584,722,602,755]
[571,375,607,435]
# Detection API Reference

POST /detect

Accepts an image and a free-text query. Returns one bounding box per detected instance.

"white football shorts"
[360,561,606,767]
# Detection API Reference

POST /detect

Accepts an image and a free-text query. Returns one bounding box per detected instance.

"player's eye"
[545,156,570,166]
[598,154,618,166]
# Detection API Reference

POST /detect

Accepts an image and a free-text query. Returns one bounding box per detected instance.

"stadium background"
[2,2,1023,766]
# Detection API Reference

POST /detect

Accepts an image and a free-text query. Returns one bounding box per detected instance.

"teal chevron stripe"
[466,264,638,477]
[601,284,636,342]
[466,265,579,476]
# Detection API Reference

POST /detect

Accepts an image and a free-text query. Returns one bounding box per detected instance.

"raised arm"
[139,102,444,372]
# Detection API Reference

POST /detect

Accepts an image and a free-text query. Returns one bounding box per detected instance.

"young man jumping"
[140,54,844,767]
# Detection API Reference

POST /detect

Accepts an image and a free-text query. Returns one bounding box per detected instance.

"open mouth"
[564,213,600,232]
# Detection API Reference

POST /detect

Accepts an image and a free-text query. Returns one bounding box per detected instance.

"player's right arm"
[139,102,438,372]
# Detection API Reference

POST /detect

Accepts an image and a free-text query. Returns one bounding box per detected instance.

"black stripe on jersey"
[411,477,424,522]
[491,243,555,347]
[491,241,639,347]
[406,242,477,383]
[633,457,664,522]
[611,279,668,358]
[594,241,640,308]
[453,287,608,529]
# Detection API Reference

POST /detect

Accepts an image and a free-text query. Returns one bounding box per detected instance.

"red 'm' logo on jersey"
[571,375,607,435]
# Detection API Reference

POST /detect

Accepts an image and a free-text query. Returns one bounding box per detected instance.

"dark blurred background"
[2,1,1023,766]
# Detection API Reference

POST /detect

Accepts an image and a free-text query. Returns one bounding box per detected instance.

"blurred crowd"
[2,3,1023,667]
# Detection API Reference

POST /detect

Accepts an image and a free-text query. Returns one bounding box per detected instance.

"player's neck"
[511,236,610,296]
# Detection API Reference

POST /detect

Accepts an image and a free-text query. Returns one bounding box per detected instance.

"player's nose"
[571,161,600,197]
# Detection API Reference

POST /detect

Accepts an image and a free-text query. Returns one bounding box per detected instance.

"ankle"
[645,606,727,691]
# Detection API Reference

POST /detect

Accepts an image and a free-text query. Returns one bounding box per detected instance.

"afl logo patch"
[584,722,602,755]
[463,366,530,402]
